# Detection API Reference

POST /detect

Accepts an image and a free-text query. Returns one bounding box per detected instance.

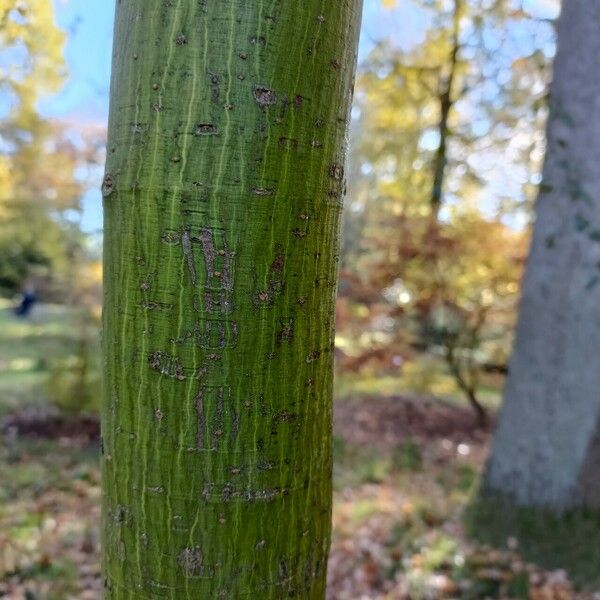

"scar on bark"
[273,410,297,424]
[196,319,238,349]
[204,289,233,314]
[195,386,237,450]
[148,351,185,380]
[306,350,321,363]
[161,229,180,245]
[252,186,275,196]
[102,174,114,197]
[211,386,225,450]
[141,301,173,312]
[178,547,204,577]
[279,137,299,150]
[194,228,235,292]
[194,388,206,450]
[276,318,294,346]
[253,85,277,106]
[194,123,219,136]
[271,247,285,273]
[253,279,285,308]
[209,72,221,103]
[329,163,344,180]
[181,230,196,284]
[112,504,129,524]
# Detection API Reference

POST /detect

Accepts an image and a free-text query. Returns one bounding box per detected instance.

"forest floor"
[1,304,599,599]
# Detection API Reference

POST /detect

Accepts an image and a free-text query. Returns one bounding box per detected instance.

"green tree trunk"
[101,1,362,598]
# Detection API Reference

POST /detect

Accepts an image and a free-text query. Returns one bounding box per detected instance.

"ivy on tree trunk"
[101,1,363,597]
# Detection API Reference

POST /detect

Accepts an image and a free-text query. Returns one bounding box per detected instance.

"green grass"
[467,492,600,589]
[334,368,503,410]
[0,300,100,416]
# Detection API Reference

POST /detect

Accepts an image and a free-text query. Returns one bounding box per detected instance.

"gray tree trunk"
[484,0,600,510]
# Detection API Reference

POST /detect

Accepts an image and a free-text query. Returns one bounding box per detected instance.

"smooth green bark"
[101,1,362,598]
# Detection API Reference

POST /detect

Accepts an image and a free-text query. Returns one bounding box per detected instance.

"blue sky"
[42,0,559,233]
[42,2,114,124]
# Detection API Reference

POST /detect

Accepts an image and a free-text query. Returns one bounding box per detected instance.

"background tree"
[102,0,363,597]
[484,0,600,509]
[336,0,553,424]
[0,0,84,298]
